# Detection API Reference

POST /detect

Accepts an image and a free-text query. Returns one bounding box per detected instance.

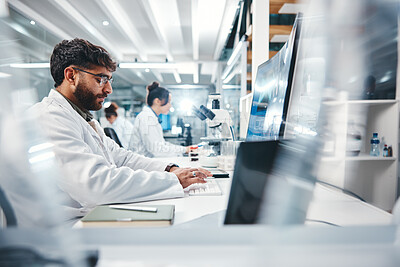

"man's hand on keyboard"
[197,167,212,177]
[171,167,208,188]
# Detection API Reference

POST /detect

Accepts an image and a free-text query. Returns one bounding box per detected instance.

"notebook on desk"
[81,204,175,227]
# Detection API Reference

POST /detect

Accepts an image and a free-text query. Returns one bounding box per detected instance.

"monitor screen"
[224,140,280,224]
[160,113,171,131]
[246,15,302,141]
[224,139,316,225]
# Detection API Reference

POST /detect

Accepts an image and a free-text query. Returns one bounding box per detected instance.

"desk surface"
[76,157,392,227]
[163,157,392,226]
[123,180,392,227]
[60,158,398,266]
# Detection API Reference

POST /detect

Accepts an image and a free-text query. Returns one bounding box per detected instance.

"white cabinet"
[318,98,399,211]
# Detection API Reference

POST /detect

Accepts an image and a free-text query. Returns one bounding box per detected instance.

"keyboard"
[184,179,222,196]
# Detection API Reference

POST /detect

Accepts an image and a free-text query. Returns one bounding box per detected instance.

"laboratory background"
[1,0,400,266]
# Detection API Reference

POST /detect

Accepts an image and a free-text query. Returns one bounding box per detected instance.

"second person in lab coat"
[104,102,134,148]
[130,82,189,157]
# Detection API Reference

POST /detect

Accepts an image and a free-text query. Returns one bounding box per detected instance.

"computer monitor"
[246,14,302,141]
[224,139,315,225]
[224,140,279,224]
[160,113,171,131]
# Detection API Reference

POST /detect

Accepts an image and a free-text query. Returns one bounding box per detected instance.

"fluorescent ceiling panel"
[198,0,225,55]
[98,0,147,61]
[149,0,184,55]
[191,0,199,60]
[173,70,182,83]
[119,63,177,69]
[141,0,173,61]
[10,63,50,68]
[213,0,240,60]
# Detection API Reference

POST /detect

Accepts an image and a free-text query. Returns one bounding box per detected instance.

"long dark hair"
[147,81,170,106]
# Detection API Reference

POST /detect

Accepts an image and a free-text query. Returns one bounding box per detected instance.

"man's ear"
[64,67,76,86]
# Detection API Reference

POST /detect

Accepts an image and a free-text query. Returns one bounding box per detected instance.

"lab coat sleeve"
[136,113,187,157]
[101,128,171,172]
[34,104,183,208]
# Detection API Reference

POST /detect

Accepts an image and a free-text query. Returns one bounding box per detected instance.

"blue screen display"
[160,113,171,131]
[246,18,300,141]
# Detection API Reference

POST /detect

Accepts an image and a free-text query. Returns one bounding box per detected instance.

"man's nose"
[103,81,112,95]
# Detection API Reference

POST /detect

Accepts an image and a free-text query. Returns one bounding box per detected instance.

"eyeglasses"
[72,67,113,86]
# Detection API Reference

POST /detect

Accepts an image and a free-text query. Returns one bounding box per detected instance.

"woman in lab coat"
[104,102,134,148]
[130,82,189,157]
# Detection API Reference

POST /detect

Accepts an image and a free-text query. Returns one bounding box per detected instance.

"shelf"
[347,100,397,105]
[270,0,297,14]
[322,99,397,106]
[346,155,397,161]
[321,155,397,162]
[269,25,292,41]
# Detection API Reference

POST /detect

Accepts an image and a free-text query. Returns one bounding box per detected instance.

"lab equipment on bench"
[192,94,234,156]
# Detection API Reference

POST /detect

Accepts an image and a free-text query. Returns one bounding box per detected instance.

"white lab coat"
[29,90,184,220]
[103,116,134,148]
[129,105,187,158]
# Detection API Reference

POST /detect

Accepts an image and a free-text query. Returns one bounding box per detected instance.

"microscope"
[192,94,234,155]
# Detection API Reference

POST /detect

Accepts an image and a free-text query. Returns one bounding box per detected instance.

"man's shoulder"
[137,108,156,121]
[30,95,66,116]
[29,93,80,127]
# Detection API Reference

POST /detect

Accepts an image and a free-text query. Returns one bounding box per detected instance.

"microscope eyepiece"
[191,106,207,120]
[200,105,215,120]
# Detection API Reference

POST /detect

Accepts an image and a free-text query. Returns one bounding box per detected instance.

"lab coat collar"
[144,105,162,124]
[49,89,101,139]
[48,89,114,164]
[62,94,94,122]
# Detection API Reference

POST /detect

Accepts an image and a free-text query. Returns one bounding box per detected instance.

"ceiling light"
[10,63,50,68]
[8,0,72,39]
[102,20,109,26]
[222,85,240,89]
[0,72,11,78]
[119,62,177,69]
[193,63,199,84]
[99,0,147,60]
[223,72,236,84]
[173,70,182,84]
[227,41,244,66]
[30,20,35,25]
[191,0,199,61]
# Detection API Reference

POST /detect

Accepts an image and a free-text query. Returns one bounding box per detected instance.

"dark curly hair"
[147,81,170,106]
[50,38,117,88]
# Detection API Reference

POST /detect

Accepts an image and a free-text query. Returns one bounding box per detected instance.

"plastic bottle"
[383,144,389,157]
[388,145,393,157]
[370,133,380,157]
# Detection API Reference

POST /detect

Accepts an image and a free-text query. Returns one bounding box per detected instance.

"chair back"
[104,127,123,147]
[0,186,17,227]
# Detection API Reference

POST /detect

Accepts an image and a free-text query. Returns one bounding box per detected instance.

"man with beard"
[29,38,209,222]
